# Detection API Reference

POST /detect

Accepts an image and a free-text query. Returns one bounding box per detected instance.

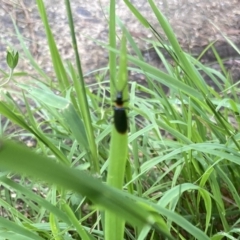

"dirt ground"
[0,0,240,84]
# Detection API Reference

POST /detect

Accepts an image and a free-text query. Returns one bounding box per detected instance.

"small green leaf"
[6,49,19,69]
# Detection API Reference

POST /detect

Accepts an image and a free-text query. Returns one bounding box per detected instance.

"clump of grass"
[0,0,240,239]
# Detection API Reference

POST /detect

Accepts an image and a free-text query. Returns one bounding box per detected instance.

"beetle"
[113,83,128,134]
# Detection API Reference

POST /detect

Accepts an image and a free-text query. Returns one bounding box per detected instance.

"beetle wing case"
[113,106,128,134]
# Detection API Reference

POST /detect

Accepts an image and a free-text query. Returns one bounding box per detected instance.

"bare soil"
[0,0,239,83]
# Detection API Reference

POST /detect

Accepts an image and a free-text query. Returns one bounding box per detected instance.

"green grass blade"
[17,82,88,149]
[36,0,70,93]
[123,0,150,28]
[0,140,152,229]
[0,216,44,240]
[109,0,117,93]
[62,203,92,240]
[96,42,203,99]
[0,177,71,225]
[148,0,208,94]
[0,96,69,165]
[105,35,129,240]
[64,0,99,173]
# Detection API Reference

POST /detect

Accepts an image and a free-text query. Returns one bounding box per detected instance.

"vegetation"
[0,0,240,239]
